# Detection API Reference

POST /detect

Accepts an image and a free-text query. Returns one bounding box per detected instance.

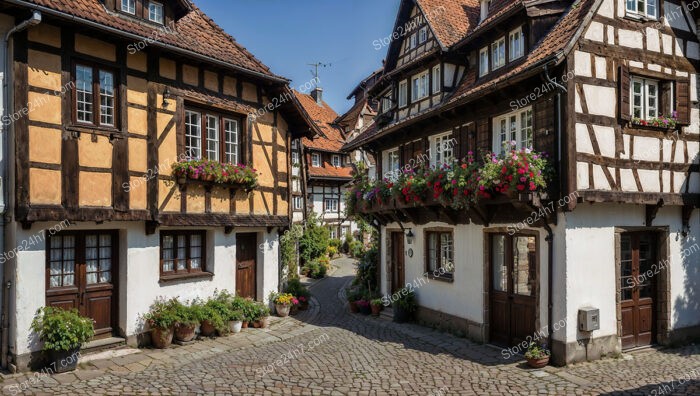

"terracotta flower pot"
[257,316,270,328]
[371,304,382,317]
[151,327,174,349]
[241,321,249,329]
[276,304,291,317]
[174,323,196,342]
[526,356,550,368]
[200,320,217,337]
[349,301,359,313]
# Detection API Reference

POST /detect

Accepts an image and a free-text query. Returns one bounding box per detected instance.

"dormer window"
[491,37,506,70]
[480,0,492,22]
[148,1,165,24]
[121,0,136,15]
[509,27,524,61]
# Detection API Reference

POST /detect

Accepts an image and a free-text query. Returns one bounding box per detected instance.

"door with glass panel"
[619,232,656,349]
[46,231,118,339]
[489,233,537,347]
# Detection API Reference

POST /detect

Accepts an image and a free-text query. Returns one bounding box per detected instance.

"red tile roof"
[346,0,596,150]
[19,0,282,80]
[308,162,353,180]
[417,0,480,48]
[294,91,348,153]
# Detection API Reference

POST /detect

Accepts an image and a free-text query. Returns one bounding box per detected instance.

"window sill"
[628,122,679,132]
[66,125,124,139]
[159,271,213,284]
[623,13,657,23]
[426,273,454,283]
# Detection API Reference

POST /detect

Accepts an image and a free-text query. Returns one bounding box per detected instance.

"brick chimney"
[311,87,323,105]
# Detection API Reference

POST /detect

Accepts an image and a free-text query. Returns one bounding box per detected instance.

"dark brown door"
[620,232,656,349]
[391,232,405,294]
[46,232,118,339]
[490,234,537,347]
[236,233,257,299]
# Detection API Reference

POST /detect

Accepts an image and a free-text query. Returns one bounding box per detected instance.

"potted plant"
[346,289,360,313]
[356,299,371,315]
[252,303,271,328]
[370,299,383,317]
[393,287,417,323]
[30,307,94,373]
[206,293,234,336]
[274,293,298,318]
[240,298,257,328]
[229,310,244,334]
[284,279,311,311]
[199,305,224,337]
[524,343,551,368]
[143,298,179,349]
[173,300,198,342]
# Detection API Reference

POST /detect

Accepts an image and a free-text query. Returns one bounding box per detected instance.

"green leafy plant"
[201,304,226,331]
[143,298,180,330]
[632,112,678,129]
[281,224,303,279]
[299,212,331,263]
[370,299,383,306]
[284,278,310,299]
[524,343,550,360]
[205,291,235,322]
[240,298,258,322]
[31,307,95,352]
[172,300,199,327]
[393,287,417,313]
[229,310,245,322]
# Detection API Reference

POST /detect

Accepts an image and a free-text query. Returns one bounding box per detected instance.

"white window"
[626,0,657,18]
[432,65,441,94]
[121,0,135,14]
[148,1,164,24]
[419,27,428,44]
[329,227,338,239]
[492,37,506,70]
[430,133,455,166]
[411,70,430,101]
[479,47,489,77]
[185,110,202,159]
[383,148,400,180]
[398,80,408,107]
[292,151,300,165]
[492,107,533,153]
[324,199,339,213]
[292,179,301,193]
[332,155,341,167]
[631,77,659,120]
[76,65,93,124]
[291,139,299,149]
[381,96,392,113]
[99,71,115,126]
[480,0,492,22]
[509,27,524,61]
[206,115,219,161]
[311,153,321,167]
[293,196,303,210]
[224,119,239,164]
[409,33,417,49]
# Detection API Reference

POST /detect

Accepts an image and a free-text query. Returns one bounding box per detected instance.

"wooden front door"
[390,232,405,294]
[46,232,118,339]
[490,234,537,347]
[236,233,257,299]
[620,232,656,349]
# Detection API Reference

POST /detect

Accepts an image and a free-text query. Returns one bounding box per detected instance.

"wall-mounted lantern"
[405,229,414,245]
[162,87,172,108]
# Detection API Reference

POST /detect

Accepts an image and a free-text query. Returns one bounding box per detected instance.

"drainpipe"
[542,64,566,360]
[1,9,42,370]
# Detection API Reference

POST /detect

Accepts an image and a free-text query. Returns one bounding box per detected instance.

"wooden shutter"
[675,80,691,125]
[619,65,631,121]
[476,118,490,153]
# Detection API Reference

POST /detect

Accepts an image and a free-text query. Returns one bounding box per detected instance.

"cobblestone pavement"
[2,257,699,395]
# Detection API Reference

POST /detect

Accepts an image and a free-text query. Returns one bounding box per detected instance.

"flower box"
[172,159,258,192]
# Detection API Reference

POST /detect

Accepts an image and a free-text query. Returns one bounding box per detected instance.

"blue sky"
[195,0,400,114]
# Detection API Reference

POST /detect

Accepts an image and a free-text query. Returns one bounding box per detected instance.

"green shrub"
[143,298,180,330]
[342,234,354,254]
[329,238,341,248]
[281,224,303,279]
[172,300,199,327]
[349,240,364,258]
[393,287,417,313]
[31,307,95,352]
[240,298,258,322]
[201,304,226,331]
[284,278,310,299]
[299,213,330,263]
[205,292,234,322]
[327,246,338,258]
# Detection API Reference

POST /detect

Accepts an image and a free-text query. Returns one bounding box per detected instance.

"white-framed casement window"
[492,37,506,70]
[329,227,339,239]
[626,0,657,18]
[311,153,321,167]
[381,95,392,113]
[479,47,489,77]
[324,198,339,213]
[292,179,301,193]
[332,155,341,167]
[223,119,239,164]
[205,115,220,161]
[75,64,116,127]
[293,196,303,210]
[409,33,418,49]
[430,133,455,166]
[121,0,136,14]
[398,80,408,108]
[509,27,524,61]
[492,107,533,153]
[411,70,430,101]
[480,0,492,22]
[185,110,202,159]
[419,26,428,44]
[148,1,165,24]
[426,231,454,278]
[631,77,659,120]
[383,148,400,180]
[432,65,441,94]
[291,151,300,165]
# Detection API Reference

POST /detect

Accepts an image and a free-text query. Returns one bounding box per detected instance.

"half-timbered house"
[0,0,315,370]
[344,0,700,365]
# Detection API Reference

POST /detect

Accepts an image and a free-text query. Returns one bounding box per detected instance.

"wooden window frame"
[72,61,120,131]
[184,106,243,164]
[160,230,208,279]
[46,231,119,292]
[425,229,454,281]
[311,153,321,167]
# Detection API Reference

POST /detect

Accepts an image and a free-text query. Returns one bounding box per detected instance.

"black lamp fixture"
[405,229,414,245]
[162,87,171,107]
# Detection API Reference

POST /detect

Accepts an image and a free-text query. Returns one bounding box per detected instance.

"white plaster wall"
[10,221,280,355]
[562,204,700,343]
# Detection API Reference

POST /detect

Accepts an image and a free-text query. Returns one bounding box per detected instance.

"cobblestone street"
[2,257,699,395]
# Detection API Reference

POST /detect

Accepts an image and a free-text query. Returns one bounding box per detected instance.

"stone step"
[82,337,127,355]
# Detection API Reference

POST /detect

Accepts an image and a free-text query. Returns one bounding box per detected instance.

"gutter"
[4,0,289,84]
[1,9,43,370]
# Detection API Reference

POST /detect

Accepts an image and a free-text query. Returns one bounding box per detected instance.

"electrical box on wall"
[578,307,600,332]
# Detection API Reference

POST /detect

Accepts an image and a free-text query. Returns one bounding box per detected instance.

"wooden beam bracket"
[645,199,665,226]
[682,205,694,237]
[145,220,159,235]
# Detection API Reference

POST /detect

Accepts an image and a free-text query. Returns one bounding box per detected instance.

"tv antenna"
[308,62,331,82]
